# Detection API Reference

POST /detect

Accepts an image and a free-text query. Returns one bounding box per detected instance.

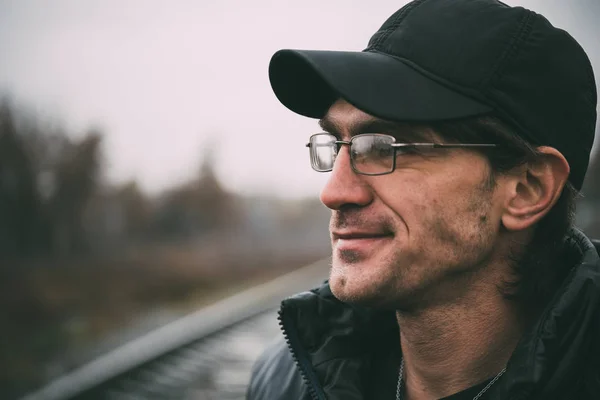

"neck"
[396,263,524,400]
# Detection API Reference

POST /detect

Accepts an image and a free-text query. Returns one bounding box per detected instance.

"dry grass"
[0,242,327,399]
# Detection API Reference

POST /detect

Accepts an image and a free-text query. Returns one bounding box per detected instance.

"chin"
[328,262,397,308]
[328,250,426,309]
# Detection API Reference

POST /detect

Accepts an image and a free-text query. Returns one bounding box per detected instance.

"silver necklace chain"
[396,358,507,400]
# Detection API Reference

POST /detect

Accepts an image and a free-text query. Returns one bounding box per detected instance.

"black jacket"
[247,230,600,400]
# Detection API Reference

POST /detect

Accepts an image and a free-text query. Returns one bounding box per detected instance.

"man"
[247,0,600,399]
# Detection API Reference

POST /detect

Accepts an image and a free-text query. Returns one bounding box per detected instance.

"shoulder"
[246,337,308,400]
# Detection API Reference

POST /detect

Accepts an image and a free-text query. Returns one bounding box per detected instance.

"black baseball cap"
[268,0,597,190]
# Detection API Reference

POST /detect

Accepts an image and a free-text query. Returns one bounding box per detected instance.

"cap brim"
[269,49,493,121]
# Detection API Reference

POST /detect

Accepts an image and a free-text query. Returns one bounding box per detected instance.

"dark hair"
[427,115,579,314]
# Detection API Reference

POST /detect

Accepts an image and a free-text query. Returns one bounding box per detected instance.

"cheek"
[370,160,493,224]
[376,172,491,240]
[373,175,432,231]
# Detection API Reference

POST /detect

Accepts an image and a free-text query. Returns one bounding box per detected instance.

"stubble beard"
[329,179,498,310]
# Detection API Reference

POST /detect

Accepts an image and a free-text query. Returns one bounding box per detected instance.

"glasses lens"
[351,135,395,174]
[309,134,337,171]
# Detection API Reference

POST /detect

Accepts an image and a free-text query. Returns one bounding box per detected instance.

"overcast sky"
[0,0,598,198]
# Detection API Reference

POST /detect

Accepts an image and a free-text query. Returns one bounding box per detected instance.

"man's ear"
[501,147,570,232]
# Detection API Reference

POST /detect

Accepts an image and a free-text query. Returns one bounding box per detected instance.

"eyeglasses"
[306,133,497,175]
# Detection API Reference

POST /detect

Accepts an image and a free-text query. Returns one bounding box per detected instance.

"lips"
[332,231,393,254]
[332,231,391,240]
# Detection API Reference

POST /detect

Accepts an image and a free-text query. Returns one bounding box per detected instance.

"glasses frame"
[306,133,497,176]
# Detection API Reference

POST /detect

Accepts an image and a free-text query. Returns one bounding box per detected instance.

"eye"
[372,142,394,158]
[352,135,394,164]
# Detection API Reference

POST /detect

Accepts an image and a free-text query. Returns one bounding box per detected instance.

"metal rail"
[20,258,329,400]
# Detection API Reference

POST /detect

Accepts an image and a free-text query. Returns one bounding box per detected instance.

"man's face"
[321,100,506,310]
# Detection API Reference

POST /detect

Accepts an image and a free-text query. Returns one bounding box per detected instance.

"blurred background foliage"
[0,97,331,399]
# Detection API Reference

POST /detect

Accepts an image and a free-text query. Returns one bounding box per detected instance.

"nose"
[319,145,373,210]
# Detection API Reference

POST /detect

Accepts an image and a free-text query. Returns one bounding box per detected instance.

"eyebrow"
[318,115,436,143]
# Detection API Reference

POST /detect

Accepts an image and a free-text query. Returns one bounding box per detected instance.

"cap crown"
[366,0,597,189]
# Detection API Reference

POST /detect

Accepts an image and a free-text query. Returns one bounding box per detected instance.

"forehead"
[326,99,372,121]
[321,99,377,137]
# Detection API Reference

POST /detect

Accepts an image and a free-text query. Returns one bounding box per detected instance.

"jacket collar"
[493,230,600,399]
[280,230,600,400]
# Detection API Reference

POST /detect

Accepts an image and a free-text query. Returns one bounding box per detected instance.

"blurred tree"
[0,100,40,259]
[49,131,102,256]
[0,98,106,260]
[195,144,238,230]
[117,181,150,239]
[81,180,150,254]
[151,142,238,239]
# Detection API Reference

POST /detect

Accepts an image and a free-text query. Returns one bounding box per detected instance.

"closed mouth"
[332,231,393,240]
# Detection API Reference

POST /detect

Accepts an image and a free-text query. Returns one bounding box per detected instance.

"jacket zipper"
[278,305,327,400]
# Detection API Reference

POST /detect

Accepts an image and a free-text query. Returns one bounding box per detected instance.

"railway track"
[84,310,280,400]
[21,259,329,400]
